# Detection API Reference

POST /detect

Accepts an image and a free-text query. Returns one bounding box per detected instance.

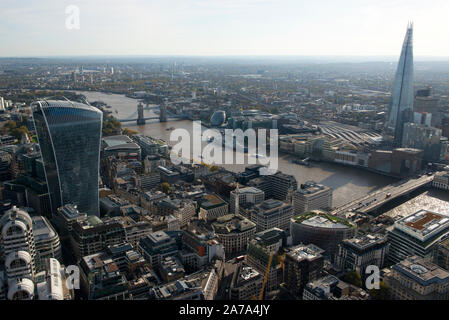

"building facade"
[31,100,103,217]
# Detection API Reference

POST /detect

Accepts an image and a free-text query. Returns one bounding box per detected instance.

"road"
[331,173,435,216]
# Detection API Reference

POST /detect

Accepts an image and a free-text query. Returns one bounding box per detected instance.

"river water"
[78,91,396,208]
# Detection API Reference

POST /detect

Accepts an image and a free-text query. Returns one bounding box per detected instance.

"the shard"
[387,23,414,147]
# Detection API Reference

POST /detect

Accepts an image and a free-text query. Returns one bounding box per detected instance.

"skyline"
[2,0,449,57]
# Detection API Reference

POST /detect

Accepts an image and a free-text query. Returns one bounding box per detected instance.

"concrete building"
[384,256,449,300]
[0,207,36,281]
[198,194,228,222]
[303,275,369,300]
[402,122,442,162]
[290,211,356,261]
[250,199,294,232]
[182,220,225,270]
[212,214,256,256]
[246,228,289,292]
[101,135,141,161]
[283,244,324,298]
[229,263,263,300]
[293,181,332,215]
[138,230,181,269]
[229,186,265,215]
[387,209,449,264]
[79,251,129,300]
[70,216,126,260]
[433,171,449,191]
[32,216,61,271]
[335,234,389,277]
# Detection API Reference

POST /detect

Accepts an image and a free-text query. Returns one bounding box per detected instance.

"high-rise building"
[387,209,449,264]
[212,214,256,256]
[246,228,289,292]
[387,23,414,146]
[290,210,356,261]
[230,186,265,216]
[249,199,294,233]
[293,181,332,215]
[283,244,324,298]
[31,100,103,217]
[401,122,442,162]
[335,234,389,278]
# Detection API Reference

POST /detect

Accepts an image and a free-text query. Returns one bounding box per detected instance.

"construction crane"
[252,252,275,300]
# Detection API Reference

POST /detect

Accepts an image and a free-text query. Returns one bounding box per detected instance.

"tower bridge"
[117,102,183,123]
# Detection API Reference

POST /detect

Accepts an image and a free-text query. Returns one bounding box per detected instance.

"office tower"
[283,244,324,298]
[211,214,256,255]
[415,87,441,127]
[31,100,103,217]
[293,181,333,215]
[402,122,442,162]
[387,209,449,264]
[290,210,356,261]
[387,23,414,146]
[229,263,263,300]
[182,220,225,269]
[335,234,389,277]
[0,96,5,111]
[230,186,265,215]
[384,256,449,300]
[32,216,61,271]
[247,172,297,201]
[249,199,294,232]
[70,216,126,261]
[246,228,289,292]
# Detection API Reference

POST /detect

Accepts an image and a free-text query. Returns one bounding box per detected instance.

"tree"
[102,115,122,137]
[122,128,138,136]
[342,270,362,288]
[161,182,170,194]
[209,165,220,172]
[369,281,389,300]
[11,125,29,140]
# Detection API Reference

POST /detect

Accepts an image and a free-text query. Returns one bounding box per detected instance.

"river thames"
[78,90,396,208]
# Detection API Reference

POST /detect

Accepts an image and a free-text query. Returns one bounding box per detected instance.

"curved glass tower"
[387,23,414,147]
[31,100,102,217]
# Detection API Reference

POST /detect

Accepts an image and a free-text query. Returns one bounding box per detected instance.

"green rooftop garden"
[293,210,355,228]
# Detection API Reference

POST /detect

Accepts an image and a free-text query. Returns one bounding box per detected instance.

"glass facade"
[387,23,414,146]
[31,100,102,217]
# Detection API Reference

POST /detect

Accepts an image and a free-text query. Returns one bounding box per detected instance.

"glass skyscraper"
[387,23,414,147]
[31,100,102,217]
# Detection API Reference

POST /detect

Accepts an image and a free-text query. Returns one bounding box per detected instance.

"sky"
[1,0,449,57]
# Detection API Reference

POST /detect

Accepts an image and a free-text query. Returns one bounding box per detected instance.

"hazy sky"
[1,0,449,57]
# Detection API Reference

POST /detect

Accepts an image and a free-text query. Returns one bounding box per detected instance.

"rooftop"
[395,209,449,241]
[296,181,331,195]
[287,243,324,262]
[393,256,449,286]
[212,214,256,234]
[293,211,355,229]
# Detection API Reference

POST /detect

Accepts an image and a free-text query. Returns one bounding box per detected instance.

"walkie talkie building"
[31,100,102,217]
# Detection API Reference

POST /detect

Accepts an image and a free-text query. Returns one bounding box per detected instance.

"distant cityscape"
[2,22,449,302]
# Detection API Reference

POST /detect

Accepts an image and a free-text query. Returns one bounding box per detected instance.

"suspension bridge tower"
[137,102,146,125]
[159,103,167,122]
